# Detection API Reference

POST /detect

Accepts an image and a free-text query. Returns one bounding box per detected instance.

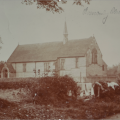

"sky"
[0,0,120,67]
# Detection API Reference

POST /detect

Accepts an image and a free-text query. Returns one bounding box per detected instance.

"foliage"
[94,81,120,99]
[1,77,120,119]
[107,65,118,76]
[0,76,77,105]
[65,97,120,119]
[21,0,91,13]
[0,78,35,90]
[29,75,78,105]
[0,98,17,109]
[1,96,120,119]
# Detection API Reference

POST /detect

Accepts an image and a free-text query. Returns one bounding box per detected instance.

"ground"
[101,114,120,119]
[0,88,68,119]
[0,88,120,119]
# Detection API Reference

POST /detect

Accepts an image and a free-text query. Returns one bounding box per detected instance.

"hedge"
[0,75,78,105]
[29,75,78,105]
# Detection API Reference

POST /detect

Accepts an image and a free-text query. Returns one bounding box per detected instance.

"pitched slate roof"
[7,37,94,62]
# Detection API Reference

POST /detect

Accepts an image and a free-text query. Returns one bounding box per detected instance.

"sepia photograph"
[0,0,120,119]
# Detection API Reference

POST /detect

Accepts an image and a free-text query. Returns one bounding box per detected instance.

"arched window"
[92,48,97,64]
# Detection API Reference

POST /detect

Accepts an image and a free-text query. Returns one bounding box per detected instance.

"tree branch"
[21,0,91,13]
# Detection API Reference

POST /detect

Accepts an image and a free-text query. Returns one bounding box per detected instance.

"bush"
[0,78,39,90]
[0,98,17,108]
[30,75,78,105]
[0,76,77,105]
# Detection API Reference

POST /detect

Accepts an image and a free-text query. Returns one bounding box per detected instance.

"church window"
[61,59,65,70]
[58,59,60,70]
[76,57,79,68]
[54,61,57,71]
[38,69,40,75]
[23,63,26,72]
[44,62,49,72]
[92,48,97,64]
[102,65,104,71]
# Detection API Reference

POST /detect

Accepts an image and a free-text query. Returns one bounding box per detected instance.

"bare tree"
[21,0,91,13]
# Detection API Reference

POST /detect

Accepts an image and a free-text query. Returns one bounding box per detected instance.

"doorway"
[3,69,8,78]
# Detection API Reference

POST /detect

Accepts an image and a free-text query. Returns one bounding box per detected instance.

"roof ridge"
[19,37,92,46]
[69,37,92,41]
[19,41,62,46]
[7,36,94,62]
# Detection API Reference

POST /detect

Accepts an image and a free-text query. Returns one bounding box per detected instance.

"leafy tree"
[21,0,91,13]
[107,65,118,76]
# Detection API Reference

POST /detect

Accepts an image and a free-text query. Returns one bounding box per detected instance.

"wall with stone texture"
[86,38,107,76]
[58,57,86,82]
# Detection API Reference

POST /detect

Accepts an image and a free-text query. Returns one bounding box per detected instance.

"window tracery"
[92,48,97,64]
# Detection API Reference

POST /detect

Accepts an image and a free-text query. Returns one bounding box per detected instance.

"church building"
[2,22,107,82]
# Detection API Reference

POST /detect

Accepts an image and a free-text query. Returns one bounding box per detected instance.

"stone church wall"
[12,61,55,78]
[86,38,107,76]
[58,57,86,71]
[58,57,86,82]
[102,61,107,76]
